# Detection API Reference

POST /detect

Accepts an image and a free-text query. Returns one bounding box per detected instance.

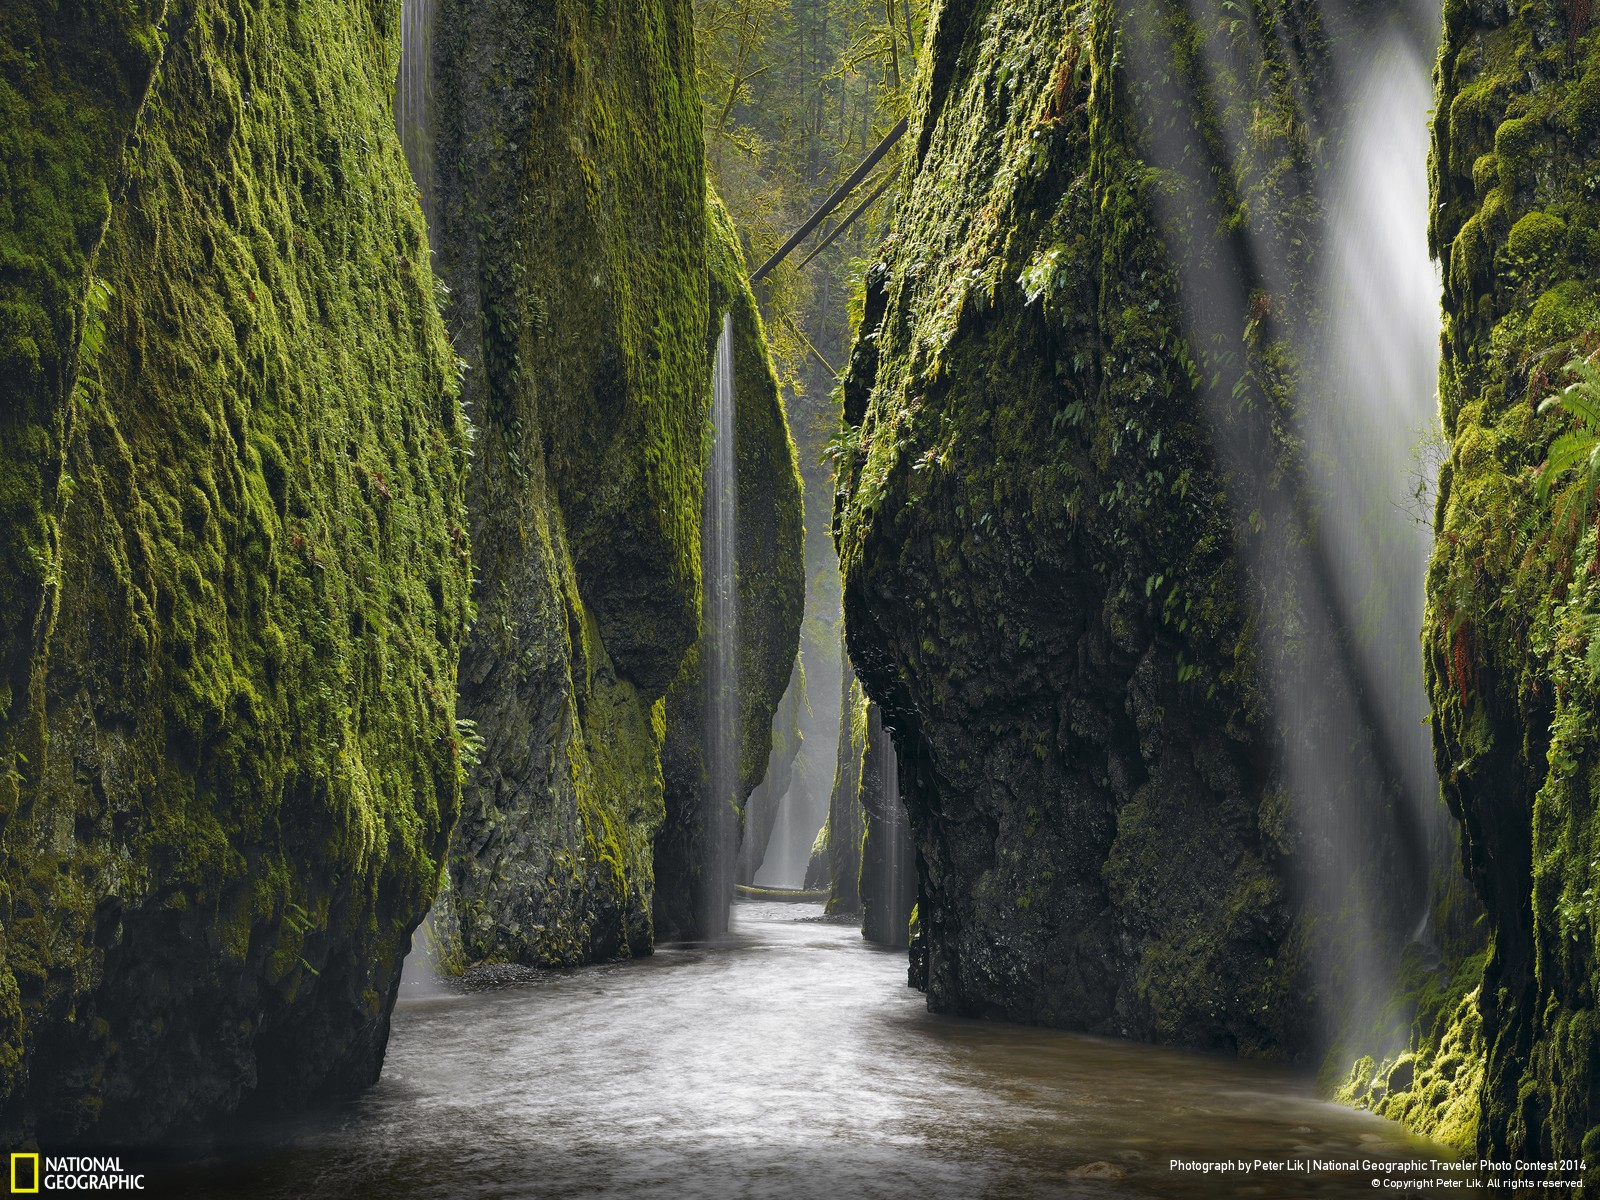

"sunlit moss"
[0,0,469,1143]
[1426,0,1600,1181]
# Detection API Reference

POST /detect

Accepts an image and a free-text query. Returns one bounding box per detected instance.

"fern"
[1536,356,1600,526]
[78,277,114,375]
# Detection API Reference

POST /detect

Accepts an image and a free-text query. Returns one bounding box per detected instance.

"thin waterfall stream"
[702,312,740,936]
[396,0,435,235]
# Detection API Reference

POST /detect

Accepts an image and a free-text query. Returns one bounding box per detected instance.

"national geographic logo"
[8,1156,36,1194]
[8,1155,144,1192]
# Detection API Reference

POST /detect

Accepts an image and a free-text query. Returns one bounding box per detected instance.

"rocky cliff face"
[1425,0,1600,1176]
[859,705,915,949]
[834,0,1451,1056]
[836,0,1328,1054]
[654,195,805,941]
[735,660,806,887]
[427,0,709,964]
[823,660,866,916]
[0,0,470,1143]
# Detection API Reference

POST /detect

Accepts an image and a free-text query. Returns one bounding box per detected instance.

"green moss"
[654,187,805,939]
[0,0,173,1108]
[1337,951,1488,1153]
[1,0,469,1144]
[833,0,1338,1049]
[1506,212,1566,268]
[1427,0,1600,1180]
[433,0,709,966]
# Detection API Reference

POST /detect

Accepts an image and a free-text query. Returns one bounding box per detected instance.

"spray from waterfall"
[703,312,740,936]
[1312,34,1449,946]
[1119,0,1453,1054]
[395,0,450,985]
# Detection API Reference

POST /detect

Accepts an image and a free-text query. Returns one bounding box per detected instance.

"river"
[163,902,1456,1198]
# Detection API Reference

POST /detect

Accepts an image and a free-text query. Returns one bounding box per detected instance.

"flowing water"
[1311,27,1450,918]
[395,0,435,234]
[162,903,1457,1199]
[862,706,916,948]
[703,313,740,935]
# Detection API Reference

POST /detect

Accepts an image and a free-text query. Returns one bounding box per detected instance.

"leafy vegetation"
[1537,356,1600,531]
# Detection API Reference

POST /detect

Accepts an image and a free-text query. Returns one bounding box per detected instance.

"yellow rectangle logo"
[9,1153,39,1194]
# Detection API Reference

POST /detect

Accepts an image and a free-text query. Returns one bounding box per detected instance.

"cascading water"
[394,0,447,990]
[753,775,830,889]
[395,0,435,234]
[1120,0,1456,1055]
[703,312,740,936]
[862,705,916,948]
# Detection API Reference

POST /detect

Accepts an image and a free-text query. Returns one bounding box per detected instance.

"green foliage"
[1427,0,1600,1177]
[695,0,924,481]
[75,278,113,377]
[1536,356,1600,526]
[1338,950,1489,1153]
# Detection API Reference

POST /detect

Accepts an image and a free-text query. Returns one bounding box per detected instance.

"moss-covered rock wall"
[1425,0,1600,1178]
[427,0,709,965]
[0,0,470,1143]
[835,0,1338,1051]
[654,193,805,940]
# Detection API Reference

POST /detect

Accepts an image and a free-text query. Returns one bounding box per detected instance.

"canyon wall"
[1425,0,1600,1177]
[833,0,1463,1071]
[837,0,1327,1055]
[429,0,709,964]
[1,0,470,1141]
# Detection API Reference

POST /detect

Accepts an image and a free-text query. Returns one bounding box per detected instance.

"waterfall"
[863,705,916,948]
[394,0,447,985]
[703,312,740,936]
[395,0,435,234]
[753,776,830,889]
[1119,1,1454,1054]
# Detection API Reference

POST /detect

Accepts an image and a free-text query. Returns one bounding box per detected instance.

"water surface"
[166,903,1455,1198]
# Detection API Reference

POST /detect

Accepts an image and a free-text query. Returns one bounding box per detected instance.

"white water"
[1311,35,1447,942]
[863,705,915,947]
[395,0,435,233]
[752,765,831,889]
[702,313,740,934]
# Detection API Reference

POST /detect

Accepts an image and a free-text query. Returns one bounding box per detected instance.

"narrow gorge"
[0,0,1596,1193]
